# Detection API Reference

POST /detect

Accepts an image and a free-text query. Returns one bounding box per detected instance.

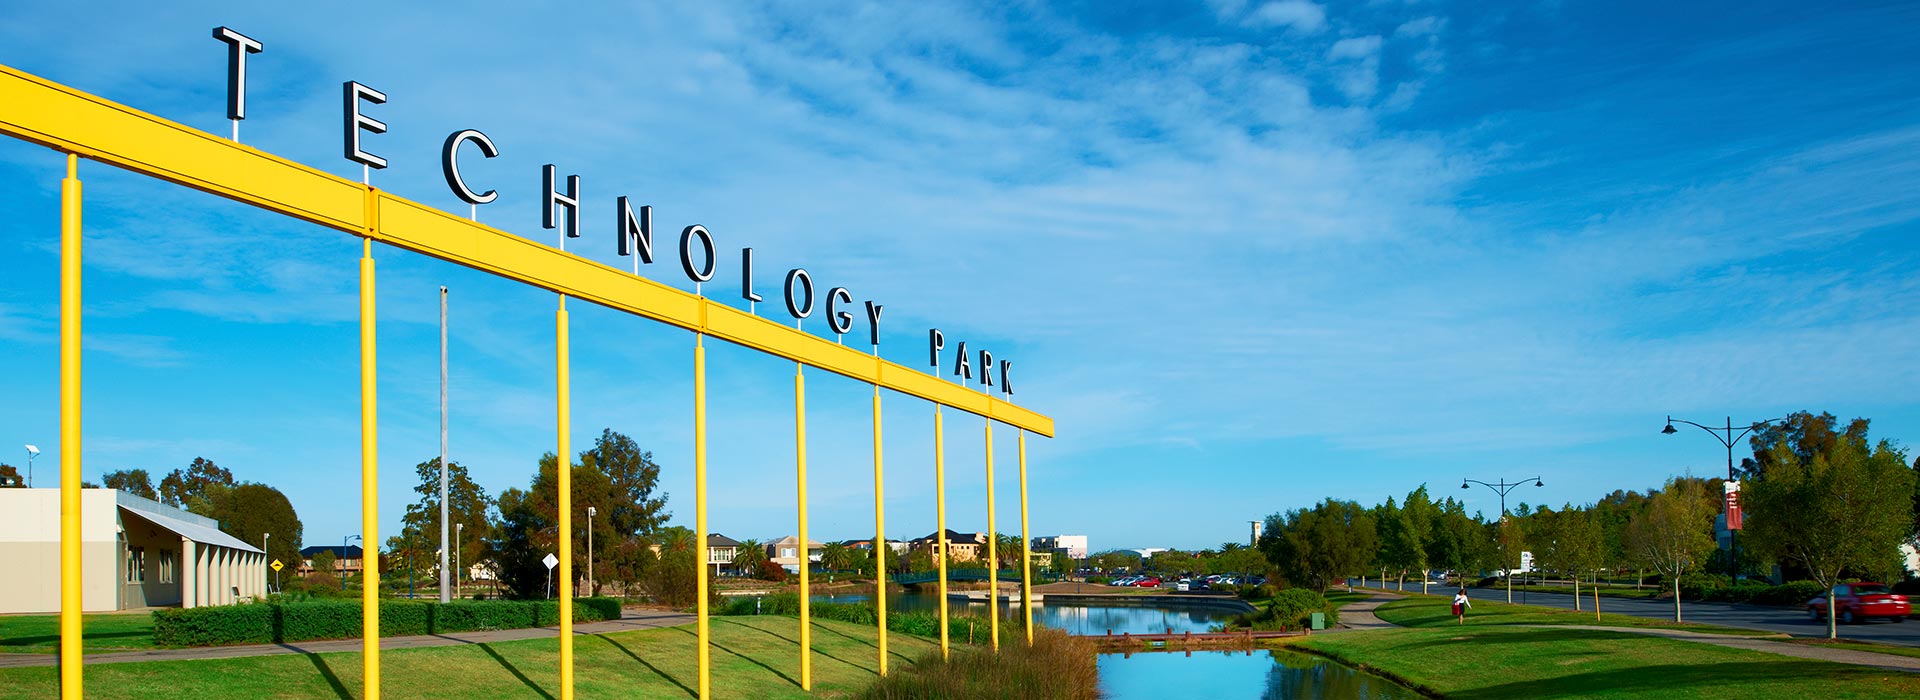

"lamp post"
[1661,415,1783,577]
[1462,476,1543,603]
[23,445,38,488]
[263,532,272,593]
[345,534,363,581]
[455,522,464,599]
[586,506,596,597]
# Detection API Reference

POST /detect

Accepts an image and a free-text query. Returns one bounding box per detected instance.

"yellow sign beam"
[0,64,1054,438]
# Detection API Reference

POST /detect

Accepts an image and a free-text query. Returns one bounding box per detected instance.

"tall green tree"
[527,451,616,593]
[1259,499,1378,592]
[1626,477,1717,622]
[1397,486,1438,592]
[1740,411,1869,481]
[642,526,700,608]
[1377,496,1423,590]
[486,487,553,599]
[100,468,157,499]
[1745,427,1915,638]
[397,457,494,585]
[216,482,303,578]
[158,457,233,516]
[578,429,671,538]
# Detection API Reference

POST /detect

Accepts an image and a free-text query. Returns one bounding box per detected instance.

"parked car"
[1807,583,1911,624]
[1111,576,1138,586]
[1134,576,1162,588]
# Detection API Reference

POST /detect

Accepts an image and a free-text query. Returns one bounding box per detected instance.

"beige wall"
[0,490,121,613]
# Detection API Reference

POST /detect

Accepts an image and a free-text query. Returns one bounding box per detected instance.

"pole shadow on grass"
[710,618,873,674]
[670,626,802,688]
[301,653,353,700]
[476,642,557,700]
[594,635,697,698]
[1397,628,1647,652]
[802,618,922,667]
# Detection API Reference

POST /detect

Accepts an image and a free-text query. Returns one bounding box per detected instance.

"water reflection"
[799,591,1231,635]
[1098,649,1418,700]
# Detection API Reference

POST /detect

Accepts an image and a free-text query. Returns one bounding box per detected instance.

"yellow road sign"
[271,559,284,571]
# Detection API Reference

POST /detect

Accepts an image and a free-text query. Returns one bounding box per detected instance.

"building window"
[158,550,175,584]
[127,547,145,583]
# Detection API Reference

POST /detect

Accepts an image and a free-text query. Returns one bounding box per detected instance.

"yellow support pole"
[58,153,82,700]
[985,419,997,651]
[794,364,811,690]
[871,384,887,676]
[934,406,948,660]
[1018,431,1032,646]
[557,296,574,700]
[694,335,711,698]
[358,237,380,700]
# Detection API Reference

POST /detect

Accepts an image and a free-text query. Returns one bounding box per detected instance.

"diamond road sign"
[271,559,284,571]
[543,553,559,570]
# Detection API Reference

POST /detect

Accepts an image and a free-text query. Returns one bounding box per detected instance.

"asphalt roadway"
[1365,580,1920,647]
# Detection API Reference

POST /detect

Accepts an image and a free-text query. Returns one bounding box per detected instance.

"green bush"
[1240,583,1279,600]
[1750,581,1825,607]
[1227,588,1336,631]
[153,597,622,647]
[1212,583,1239,595]
[857,628,1098,700]
[277,600,361,641]
[152,604,274,647]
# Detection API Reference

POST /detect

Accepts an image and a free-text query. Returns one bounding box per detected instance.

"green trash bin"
[1310,612,1326,630]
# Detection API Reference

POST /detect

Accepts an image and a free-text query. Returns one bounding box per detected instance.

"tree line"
[1254,412,1918,638]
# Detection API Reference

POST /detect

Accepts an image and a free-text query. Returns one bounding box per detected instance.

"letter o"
[785,268,815,320]
[680,225,716,283]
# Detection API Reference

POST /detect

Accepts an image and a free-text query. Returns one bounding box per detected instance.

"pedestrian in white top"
[1452,589,1472,625]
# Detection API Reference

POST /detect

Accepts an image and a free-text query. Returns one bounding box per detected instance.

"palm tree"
[733,539,768,578]
[822,542,852,572]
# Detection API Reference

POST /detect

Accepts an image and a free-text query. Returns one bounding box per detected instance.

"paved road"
[1361,580,1920,647]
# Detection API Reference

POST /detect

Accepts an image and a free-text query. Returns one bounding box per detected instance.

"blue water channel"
[790,590,1419,699]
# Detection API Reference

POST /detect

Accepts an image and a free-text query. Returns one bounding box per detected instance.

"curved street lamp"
[1660,415,1785,577]
[1462,476,1542,603]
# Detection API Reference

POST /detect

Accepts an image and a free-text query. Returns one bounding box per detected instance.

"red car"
[1133,577,1162,588]
[1807,583,1910,624]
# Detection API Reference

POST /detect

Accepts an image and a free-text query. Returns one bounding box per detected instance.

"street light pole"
[345,534,363,582]
[1462,476,1543,603]
[1661,415,1783,578]
[263,532,271,594]
[455,522,464,599]
[439,286,451,604]
[24,445,38,488]
[586,506,596,597]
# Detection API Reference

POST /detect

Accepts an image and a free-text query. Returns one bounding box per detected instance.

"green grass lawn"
[0,614,157,654]
[1786,638,1920,660]
[1368,591,1773,636]
[1293,625,1920,700]
[0,616,937,699]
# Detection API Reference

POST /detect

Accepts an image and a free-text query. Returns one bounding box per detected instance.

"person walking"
[1453,588,1472,625]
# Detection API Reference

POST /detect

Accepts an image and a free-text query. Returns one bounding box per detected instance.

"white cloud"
[1245,1,1328,33]
[1327,35,1384,101]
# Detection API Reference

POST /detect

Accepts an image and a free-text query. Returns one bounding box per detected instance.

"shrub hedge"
[1226,588,1337,631]
[153,597,621,648]
[718,594,1018,643]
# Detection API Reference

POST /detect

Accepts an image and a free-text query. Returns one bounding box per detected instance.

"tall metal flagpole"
[439,286,449,604]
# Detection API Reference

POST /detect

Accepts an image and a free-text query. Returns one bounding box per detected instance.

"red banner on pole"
[1725,481,1743,531]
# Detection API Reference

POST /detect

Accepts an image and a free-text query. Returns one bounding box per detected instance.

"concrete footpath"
[0,609,695,669]
[1331,590,1920,673]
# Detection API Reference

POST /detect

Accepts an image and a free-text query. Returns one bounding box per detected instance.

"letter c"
[441,129,499,205]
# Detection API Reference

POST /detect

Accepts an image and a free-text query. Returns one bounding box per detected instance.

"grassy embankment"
[0,615,934,700]
[1288,594,1920,700]
[1366,591,1772,636]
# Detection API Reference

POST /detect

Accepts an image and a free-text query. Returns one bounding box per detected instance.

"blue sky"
[2,1,1917,553]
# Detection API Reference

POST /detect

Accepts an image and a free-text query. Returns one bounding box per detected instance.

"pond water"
[791,590,1418,699]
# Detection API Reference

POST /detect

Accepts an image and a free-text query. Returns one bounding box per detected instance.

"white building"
[1032,535,1089,559]
[0,488,267,613]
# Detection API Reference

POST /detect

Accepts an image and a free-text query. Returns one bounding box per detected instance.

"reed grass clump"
[856,627,1101,700]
